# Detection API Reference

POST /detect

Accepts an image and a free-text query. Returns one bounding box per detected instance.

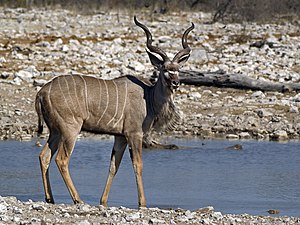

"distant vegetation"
[1,0,299,23]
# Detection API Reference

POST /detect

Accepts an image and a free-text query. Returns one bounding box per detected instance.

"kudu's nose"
[167,70,180,88]
[172,80,180,86]
[171,80,179,89]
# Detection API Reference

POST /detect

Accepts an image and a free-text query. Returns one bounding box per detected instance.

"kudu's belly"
[81,111,125,135]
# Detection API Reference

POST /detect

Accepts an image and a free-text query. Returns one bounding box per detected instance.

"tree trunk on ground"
[180,70,300,92]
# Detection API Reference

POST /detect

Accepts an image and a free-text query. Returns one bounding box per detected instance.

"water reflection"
[0,138,299,216]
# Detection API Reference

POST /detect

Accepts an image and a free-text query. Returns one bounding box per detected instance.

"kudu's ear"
[146,50,164,68]
[177,54,190,65]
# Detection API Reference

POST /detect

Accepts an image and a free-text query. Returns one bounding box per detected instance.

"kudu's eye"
[164,70,170,78]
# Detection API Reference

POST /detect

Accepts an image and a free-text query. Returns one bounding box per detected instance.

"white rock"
[13,216,21,223]
[36,41,51,47]
[33,79,48,87]
[272,130,288,140]
[202,90,212,95]
[128,61,145,72]
[150,218,166,224]
[15,66,39,82]
[188,92,202,99]
[239,132,251,139]
[226,134,239,139]
[53,38,63,48]
[62,45,69,52]
[0,56,6,63]
[0,214,9,222]
[291,93,300,102]
[76,220,91,225]
[201,218,211,224]
[14,53,26,60]
[158,35,171,43]
[251,91,265,98]
[213,211,223,219]
[289,106,299,113]
[125,212,140,221]
[69,39,80,46]
[32,203,46,211]
[0,203,7,213]
[0,72,11,79]
[13,77,23,85]
[185,210,196,219]
[78,204,90,212]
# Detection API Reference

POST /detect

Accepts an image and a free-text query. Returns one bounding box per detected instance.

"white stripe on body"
[113,81,128,128]
[58,77,75,121]
[71,75,84,117]
[107,80,119,126]
[97,79,109,126]
[63,76,76,113]
[97,79,102,118]
[78,75,89,119]
[47,78,53,109]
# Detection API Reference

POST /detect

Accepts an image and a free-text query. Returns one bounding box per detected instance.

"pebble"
[239,132,251,139]
[128,61,146,72]
[251,91,266,98]
[188,92,202,99]
[226,134,239,139]
[289,105,299,113]
[271,130,289,141]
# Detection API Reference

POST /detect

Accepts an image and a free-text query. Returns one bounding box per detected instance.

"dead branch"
[180,70,300,92]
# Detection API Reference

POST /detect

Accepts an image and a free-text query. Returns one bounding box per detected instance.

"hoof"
[138,202,147,208]
[100,201,108,207]
[74,199,84,204]
[46,198,54,204]
[138,205,147,209]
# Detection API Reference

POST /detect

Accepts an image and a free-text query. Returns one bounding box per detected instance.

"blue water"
[0,138,299,216]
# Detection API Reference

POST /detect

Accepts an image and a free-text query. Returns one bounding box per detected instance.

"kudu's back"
[36,74,148,136]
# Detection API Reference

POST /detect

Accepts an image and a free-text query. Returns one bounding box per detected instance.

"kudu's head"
[134,16,194,90]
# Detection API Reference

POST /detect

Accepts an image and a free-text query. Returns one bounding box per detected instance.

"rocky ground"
[0,7,300,224]
[0,8,300,141]
[1,196,300,225]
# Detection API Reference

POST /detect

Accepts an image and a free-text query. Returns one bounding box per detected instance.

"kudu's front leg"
[100,136,127,206]
[128,134,146,208]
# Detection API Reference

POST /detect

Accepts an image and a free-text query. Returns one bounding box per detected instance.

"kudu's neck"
[151,71,173,114]
[147,70,181,133]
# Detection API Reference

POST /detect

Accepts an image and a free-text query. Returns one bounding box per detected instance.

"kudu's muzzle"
[168,70,180,89]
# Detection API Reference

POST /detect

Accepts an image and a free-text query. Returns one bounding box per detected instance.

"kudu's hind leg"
[55,131,83,204]
[128,134,146,207]
[39,131,60,203]
[100,136,127,206]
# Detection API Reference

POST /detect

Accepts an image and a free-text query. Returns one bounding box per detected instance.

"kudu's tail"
[35,95,44,137]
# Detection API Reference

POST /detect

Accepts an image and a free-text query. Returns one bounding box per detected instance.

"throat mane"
[152,97,181,132]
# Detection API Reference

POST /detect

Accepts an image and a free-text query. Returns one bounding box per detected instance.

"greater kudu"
[35,16,194,207]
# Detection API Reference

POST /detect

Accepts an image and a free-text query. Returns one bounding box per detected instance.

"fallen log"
[180,70,300,92]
